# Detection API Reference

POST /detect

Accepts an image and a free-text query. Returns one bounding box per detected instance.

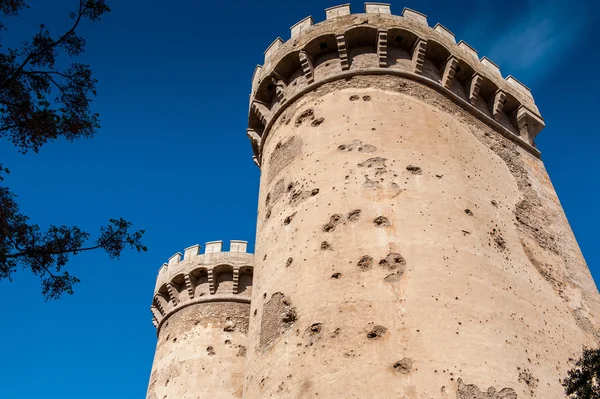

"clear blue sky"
[1,1,598,398]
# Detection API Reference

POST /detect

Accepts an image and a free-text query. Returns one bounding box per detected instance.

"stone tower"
[146,240,253,399]
[244,3,600,398]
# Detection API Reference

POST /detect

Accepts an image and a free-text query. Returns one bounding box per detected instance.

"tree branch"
[6,243,100,258]
[18,70,76,103]
[0,124,18,132]
[44,73,71,100]
[5,224,125,259]
[21,70,72,79]
[1,228,59,284]
[1,0,86,88]
[0,98,22,108]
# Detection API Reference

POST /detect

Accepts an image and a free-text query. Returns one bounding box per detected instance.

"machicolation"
[247,3,544,168]
[151,240,254,331]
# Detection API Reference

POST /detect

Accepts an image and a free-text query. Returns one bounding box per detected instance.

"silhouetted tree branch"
[563,346,600,398]
[0,1,147,300]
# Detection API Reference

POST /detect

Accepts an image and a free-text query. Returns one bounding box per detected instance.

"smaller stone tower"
[146,240,254,399]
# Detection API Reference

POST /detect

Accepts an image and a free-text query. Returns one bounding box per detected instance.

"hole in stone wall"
[357,255,373,271]
[393,358,413,374]
[367,325,387,339]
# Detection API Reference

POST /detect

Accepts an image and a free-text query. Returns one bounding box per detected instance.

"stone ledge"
[254,69,540,169]
[155,295,251,334]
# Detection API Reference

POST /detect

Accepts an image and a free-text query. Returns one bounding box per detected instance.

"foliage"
[563,347,600,398]
[0,1,147,300]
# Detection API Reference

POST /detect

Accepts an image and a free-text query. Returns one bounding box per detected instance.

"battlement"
[247,3,545,167]
[151,240,254,330]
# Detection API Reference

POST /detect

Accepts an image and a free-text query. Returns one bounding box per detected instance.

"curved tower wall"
[244,4,600,398]
[146,241,253,399]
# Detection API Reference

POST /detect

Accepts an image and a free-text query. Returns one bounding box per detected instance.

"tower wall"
[146,241,254,399]
[244,4,600,398]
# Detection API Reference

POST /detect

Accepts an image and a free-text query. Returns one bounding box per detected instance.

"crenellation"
[154,241,255,298]
[247,5,544,158]
[457,40,478,60]
[165,254,187,279]
[433,23,455,43]
[149,242,254,335]
[325,4,351,19]
[184,244,200,260]
[205,240,223,254]
[168,252,181,267]
[365,2,391,14]
[480,56,502,77]
[402,7,428,26]
[264,37,284,62]
[230,240,248,253]
[506,75,530,92]
[290,16,313,38]
[506,75,534,102]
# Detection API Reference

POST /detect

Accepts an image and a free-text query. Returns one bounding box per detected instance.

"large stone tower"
[244,3,600,398]
[146,240,253,399]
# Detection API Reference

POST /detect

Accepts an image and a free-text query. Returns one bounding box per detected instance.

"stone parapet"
[247,3,544,166]
[151,240,254,331]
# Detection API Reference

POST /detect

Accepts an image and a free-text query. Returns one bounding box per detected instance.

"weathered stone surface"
[244,76,600,398]
[146,302,251,399]
[146,246,254,399]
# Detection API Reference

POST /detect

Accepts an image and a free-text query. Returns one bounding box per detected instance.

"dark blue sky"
[1,1,599,398]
